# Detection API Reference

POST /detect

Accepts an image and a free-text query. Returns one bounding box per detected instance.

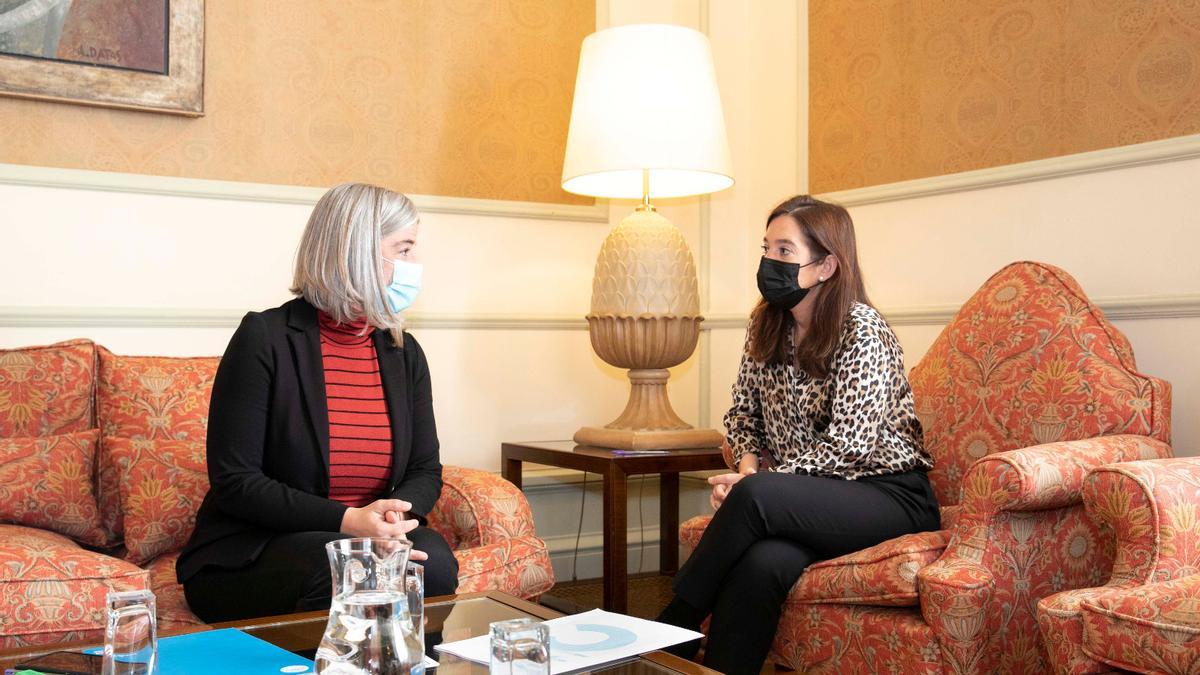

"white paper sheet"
[433,609,702,674]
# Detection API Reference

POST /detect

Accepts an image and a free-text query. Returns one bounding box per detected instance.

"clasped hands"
[709,453,760,511]
[339,498,429,561]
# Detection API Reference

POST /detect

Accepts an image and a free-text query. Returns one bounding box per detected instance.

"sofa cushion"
[96,350,217,539]
[0,431,109,547]
[793,530,950,606]
[0,525,149,643]
[145,552,204,629]
[1080,574,1200,674]
[105,437,209,565]
[0,339,95,438]
[96,348,218,441]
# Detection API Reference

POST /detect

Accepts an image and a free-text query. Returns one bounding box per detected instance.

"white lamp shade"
[561,24,734,200]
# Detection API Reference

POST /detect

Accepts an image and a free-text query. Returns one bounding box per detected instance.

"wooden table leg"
[602,464,628,613]
[659,472,680,574]
[502,455,522,490]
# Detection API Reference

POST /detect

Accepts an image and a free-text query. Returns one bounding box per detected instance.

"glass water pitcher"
[315,538,424,675]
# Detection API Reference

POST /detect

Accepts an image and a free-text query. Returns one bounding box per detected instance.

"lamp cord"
[637,473,647,574]
[571,472,588,583]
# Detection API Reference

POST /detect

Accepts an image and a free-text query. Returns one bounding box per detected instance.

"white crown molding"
[817,133,1200,207]
[0,162,610,223]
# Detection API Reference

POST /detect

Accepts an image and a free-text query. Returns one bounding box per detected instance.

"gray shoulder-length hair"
[291,183,419,345]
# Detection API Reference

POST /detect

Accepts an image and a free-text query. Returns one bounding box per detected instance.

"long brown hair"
[748,195,873,378]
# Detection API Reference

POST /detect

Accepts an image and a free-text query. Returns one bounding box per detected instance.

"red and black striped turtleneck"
[317,311,393,508]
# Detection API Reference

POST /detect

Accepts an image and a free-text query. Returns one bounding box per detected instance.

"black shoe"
[655,596,707,661]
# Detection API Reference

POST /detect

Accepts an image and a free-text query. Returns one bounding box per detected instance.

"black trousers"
[183,526,459,624]
[674,470,940,675]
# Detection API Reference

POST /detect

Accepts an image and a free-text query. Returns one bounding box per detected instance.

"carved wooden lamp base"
[574,425,725,450]
[574,367,725,449]
[575,204,726,451]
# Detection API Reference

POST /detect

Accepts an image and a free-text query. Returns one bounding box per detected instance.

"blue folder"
[84,628,314,675]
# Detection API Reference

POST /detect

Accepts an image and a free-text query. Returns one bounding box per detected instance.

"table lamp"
[562,24,733,449]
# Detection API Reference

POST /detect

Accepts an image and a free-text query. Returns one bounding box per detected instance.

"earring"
[819,276,824,282]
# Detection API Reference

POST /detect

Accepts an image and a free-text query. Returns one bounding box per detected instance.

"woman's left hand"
[708,472,748,510]
[384,510,429,561]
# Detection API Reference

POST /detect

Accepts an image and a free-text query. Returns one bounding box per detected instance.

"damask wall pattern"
[0,0,594,205]
[809,1,1200,193]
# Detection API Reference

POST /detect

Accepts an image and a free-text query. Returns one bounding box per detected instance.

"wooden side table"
[501,440,728,613]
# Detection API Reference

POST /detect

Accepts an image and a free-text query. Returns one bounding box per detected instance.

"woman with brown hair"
[655,195,940,674]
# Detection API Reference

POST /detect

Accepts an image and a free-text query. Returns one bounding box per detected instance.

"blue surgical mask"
[382,258,423,313]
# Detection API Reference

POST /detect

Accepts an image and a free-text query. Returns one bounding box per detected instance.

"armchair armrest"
[1035,458,1197,674]
[917,435,1170,674]
[1083,457,1200,585]
[959,435,1172,515]
[427,466,538,550]
[917,557,997,672]
[454,535,555,599]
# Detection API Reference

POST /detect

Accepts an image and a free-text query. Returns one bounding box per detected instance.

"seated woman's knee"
[413,527,459,596]
[729,470,775,504]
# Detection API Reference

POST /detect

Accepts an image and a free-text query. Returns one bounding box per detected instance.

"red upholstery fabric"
[96,349,218,542]
[0,339,95,438]
[0,525,148,647]
[0,430,109,547]
[909,262,1170,508]
[0,340,554,648]
[144,552,205,631]
[427,466,555,599]
[105,437,209,566]
[1038,458,1200,674]
[1081,574,1200,675]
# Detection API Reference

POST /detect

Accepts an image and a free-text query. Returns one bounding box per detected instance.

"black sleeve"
[388,333,443,523]
[206,313,349,533]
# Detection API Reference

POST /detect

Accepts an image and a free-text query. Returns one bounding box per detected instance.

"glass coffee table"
[0,591,717,674]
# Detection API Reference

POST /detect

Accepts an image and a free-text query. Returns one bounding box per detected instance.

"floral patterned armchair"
[1038,458,1200,675]
[679,261,1172,673]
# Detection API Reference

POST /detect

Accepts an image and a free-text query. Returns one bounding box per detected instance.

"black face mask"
[757,256,823,309]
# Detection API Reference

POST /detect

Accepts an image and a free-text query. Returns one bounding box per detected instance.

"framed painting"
[0,0,203,115]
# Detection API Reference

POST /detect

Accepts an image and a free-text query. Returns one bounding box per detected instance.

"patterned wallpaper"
[809,1,1200,193]
[0,0,595,205]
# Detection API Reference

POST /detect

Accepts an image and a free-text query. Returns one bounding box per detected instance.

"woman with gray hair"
[177,183,458,622]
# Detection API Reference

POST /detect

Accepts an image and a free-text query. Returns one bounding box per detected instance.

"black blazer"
[176,297,442,582]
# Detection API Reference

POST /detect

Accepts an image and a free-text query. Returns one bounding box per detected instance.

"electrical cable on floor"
[571,471,588,582]
[637,473,646,574]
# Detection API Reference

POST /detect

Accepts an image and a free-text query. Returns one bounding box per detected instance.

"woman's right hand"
[340,499,420,539]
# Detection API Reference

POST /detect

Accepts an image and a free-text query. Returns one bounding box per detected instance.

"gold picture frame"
[0,0,203,116]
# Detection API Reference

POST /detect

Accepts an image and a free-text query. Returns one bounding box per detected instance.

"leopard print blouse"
[724,302,933,479]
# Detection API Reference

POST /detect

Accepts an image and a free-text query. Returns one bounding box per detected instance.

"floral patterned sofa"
[679,261,1173,673]
[0,340,554,648]
[1038,457,1200,675]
